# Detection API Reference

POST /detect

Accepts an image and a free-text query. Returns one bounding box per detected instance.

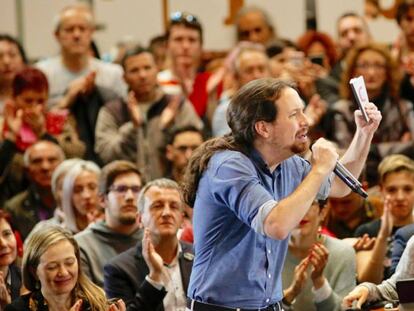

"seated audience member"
[36,4,125,163]
[390,223,414,275]
[75,160,143,287]
[234,6,277,46]
[0,210,22,309]
[158,12,222,123]
[61,160,101,233]
[282,200,356,311]
[343,235,414,309]
[95,46,202,180]
[165,125,204,183]
[329,43,414,185]
[0,34,26,125]
[212,45,270,137]
[4,140,64,241]
[325,191,378,239]
[5,226,125,311]
[0,67,83,205]
[27,158,82,238]
[355,154,414,283]
[104,178,193,310]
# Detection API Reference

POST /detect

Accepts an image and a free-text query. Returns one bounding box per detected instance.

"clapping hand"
[59,71,96,110]
[142,228,164,282]
[159,95,181,129]
[23,104,46,137]
[353,234,376,252]
[283,257,309,304]
[127,91,144,128]
[308,243,329,289]
[3,100,23,142]
[108,299,126,311]
[379,195,393,239]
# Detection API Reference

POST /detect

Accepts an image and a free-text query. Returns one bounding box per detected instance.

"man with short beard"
[75,160,143,287]
[182,78,381,310]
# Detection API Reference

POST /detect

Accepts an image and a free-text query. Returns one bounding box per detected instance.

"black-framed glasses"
[170,11,200,25]
[109,185,141,195]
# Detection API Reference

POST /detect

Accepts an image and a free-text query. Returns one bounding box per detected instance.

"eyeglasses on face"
[170,11,199,25]
[109,185,141,195]
[355,62,386,71]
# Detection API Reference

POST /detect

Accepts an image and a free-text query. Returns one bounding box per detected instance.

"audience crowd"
[1,1,414,310]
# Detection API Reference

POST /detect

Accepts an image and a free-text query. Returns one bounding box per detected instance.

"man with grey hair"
[104,178,193,311]
[235,6,277,46]
[212,45,270,136]
[36,3,126,163]
[4,140,64,240]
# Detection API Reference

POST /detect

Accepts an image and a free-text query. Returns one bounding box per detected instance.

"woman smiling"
[5,226,125,311]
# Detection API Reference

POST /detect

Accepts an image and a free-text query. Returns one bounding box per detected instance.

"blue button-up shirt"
[188,149,330,309]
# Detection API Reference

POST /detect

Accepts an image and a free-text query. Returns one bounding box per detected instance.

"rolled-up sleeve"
[209,155,275,233]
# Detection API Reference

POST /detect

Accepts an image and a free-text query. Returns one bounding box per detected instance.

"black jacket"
[104,241,193,311]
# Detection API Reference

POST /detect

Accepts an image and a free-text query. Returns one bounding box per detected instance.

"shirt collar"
[164,243,182,268]
[249,148,281,177]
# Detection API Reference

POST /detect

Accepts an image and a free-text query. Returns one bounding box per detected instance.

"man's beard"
[290,139,310,154]
[118,214,137,225]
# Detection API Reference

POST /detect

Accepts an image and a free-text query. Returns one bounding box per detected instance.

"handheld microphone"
[334,162,368,198]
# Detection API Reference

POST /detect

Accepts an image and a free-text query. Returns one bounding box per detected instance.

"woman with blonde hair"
[5,226,124,310]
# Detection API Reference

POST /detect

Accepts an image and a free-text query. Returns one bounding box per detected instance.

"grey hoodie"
[75,220,142,287]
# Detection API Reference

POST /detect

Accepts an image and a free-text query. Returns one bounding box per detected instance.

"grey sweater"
[282,236,357,311]
[74,221,142,288]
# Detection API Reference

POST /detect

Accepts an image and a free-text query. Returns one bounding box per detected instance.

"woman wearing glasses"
[328,43,414,186]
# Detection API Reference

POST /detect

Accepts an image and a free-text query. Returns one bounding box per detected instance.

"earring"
[35,280,41,290]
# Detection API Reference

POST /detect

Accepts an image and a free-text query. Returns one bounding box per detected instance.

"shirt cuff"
[316,173,333,200]
[145,275,164,290]
[312,278,332,303]
[251,199,277,236]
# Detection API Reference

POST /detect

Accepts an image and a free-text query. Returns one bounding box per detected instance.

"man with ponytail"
[182,78,381,310]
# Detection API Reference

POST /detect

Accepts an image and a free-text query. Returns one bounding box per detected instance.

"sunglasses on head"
[170,11,200,25]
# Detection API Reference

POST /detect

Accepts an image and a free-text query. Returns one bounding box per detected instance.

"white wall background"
[2,0,402,61]
[0,0,18,37]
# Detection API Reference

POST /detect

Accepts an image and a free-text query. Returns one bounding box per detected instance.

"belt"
[186,299,282,311]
